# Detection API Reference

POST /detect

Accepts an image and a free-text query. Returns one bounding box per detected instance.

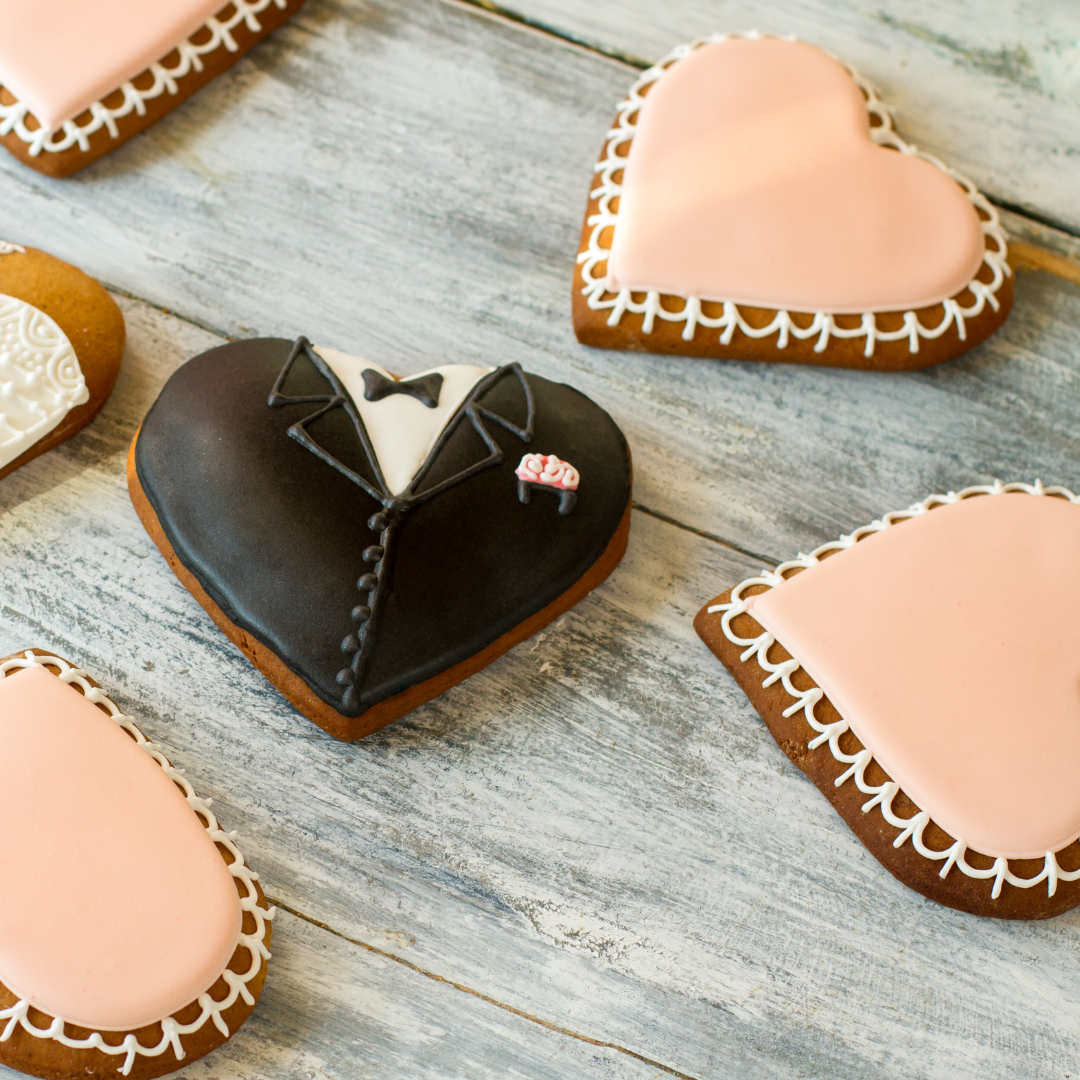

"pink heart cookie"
[696,483,1080,919]
[574,35,1013,370]
[0,0,305,177]
[0,650,273,1078]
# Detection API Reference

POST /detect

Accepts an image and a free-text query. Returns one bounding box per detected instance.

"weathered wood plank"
[479,0,1080,233]
[3,0,1079,570]
[0,910,663,1080]
[2,296,1080,1078]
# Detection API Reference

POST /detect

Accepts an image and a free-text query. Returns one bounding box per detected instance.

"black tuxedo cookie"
[129,338,632,740]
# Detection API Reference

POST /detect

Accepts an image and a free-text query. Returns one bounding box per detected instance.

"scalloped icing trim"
[708,481,1080,900]
[0,652,274,1075]
[578,32,1011,357]
[0,0,287,156]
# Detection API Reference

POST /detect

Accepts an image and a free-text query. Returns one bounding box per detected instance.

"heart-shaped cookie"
[0,650,272,1079]
[573,35,1013,370]
[695,482,1080,919]
[128,338,632,741]
[0,0,305,177]
[0,242,124,481]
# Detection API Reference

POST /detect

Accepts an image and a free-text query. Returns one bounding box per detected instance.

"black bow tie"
[362,368,444,409]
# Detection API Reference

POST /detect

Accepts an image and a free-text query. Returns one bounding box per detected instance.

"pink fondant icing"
[0,665,241,1031]
[0,0,225,132]
[606,38,985,314]
[746,492,1080,860]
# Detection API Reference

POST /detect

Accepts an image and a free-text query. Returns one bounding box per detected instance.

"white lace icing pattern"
[0,652,274,1075]
[708,481,1080,899]
[0,243,25,258]
[579,32,1011,356]
[0,0,288,155]
[0,295,89,471]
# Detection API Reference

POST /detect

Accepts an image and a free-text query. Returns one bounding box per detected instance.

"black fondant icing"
[134,338,631,719]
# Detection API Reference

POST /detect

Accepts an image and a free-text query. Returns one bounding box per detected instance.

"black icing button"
[358,574,378,592]
[362,546,384,563]
[352,605,372,623]
[341,634,360,654]
[368,512,389,532]
[335,668,355,686]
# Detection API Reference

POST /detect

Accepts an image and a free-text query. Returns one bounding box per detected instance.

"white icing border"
[0,243,24,258]
[0,0,288,155]
[708,481,1080,899]
[0,652,274,1074]
[578,32,1011,357]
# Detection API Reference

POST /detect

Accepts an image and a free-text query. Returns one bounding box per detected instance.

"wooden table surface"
[2,2,1080,1077]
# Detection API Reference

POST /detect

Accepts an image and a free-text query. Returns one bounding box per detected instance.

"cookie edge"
[0,247,125,481]
[0,0,307,178]
[572,33,1014,371]
[127,431,633,741]
[0,649,274,1080]
[693,481,1080,919]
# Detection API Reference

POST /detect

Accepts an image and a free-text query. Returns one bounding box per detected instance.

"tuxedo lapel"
[268,337,536,511]
[266,336,539,710]
[314,347,491,496]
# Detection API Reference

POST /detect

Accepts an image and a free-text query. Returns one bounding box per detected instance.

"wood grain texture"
[0,0,1078,1076]
[1,297,1080,1078]
[154,910,665,1079]
[483,0,1080,233]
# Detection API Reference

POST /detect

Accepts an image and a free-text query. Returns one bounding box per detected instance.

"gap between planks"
[633,502,779,568]
[268,895,702,1080]
[444,0,653,68]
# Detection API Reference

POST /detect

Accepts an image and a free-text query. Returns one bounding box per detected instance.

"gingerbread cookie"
[574,34,1013,371]
[695,483,1080,919]
[0,650,272,1079]
[0,243,124,481]
[129,337,632,741]
[0,0,305,177]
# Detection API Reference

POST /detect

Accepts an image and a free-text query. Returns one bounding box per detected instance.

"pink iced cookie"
[573,34,1013,370]
[0,0,306,176]
[0,650,273,1078]
[696,483,1080,919]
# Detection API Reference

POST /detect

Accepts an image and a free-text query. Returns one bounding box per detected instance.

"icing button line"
[579,32,1010,356]
[0,652,274,1074]
[708,480,1080,899]
[268,339,538,712]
